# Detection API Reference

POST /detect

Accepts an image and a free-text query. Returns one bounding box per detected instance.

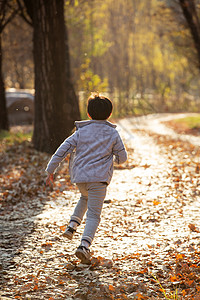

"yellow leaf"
[182,290,187,296]
[170,275,178,282]
[153,200,161,205]
[176,253,185,260]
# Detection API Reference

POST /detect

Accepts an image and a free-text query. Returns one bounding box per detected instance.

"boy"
[46,93,127,264]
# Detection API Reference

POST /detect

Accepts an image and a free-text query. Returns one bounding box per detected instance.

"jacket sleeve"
[113,132,127,164]
[46,131,78,174]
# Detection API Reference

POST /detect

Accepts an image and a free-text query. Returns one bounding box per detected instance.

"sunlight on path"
[1,114,200,299]
[96,117,200,266]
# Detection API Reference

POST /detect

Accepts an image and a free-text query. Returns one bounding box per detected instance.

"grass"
[1,114,199,148]
[0,128,32,151]
[165,114,200,135]
[152,275,180,300]
[173,115,200,129]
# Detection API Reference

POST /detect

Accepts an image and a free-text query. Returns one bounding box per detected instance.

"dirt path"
[0,114,200,300]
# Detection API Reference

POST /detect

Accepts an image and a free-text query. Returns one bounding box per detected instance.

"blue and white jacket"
[46,120,127,184]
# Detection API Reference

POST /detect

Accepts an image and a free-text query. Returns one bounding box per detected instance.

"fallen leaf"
[188,223,199,232]
[108,284,115,291]
[153,200,161,205]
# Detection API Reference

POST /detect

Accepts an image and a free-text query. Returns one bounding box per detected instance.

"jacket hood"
[75,120,117,129]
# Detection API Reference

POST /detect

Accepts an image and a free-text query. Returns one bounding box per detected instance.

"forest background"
[2,0,200,120]
[1,1,200,299]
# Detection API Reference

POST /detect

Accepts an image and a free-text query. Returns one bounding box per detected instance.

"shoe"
[75,245,91,264]
[63,226,76,240]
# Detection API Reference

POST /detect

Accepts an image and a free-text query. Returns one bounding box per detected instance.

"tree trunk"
[0,33,9,131]
[179,0,200,69]
[25,0,80,153]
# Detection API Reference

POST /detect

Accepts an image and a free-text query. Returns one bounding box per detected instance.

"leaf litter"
[0,116,200,300]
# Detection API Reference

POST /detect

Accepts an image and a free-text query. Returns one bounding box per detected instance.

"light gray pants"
[70,182,107,245]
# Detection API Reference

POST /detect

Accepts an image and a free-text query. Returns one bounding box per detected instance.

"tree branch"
[16,0,33,26]
[179,0,200,68]
[0,1,19,33]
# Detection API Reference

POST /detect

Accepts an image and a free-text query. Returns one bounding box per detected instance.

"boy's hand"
[46,173,54,187]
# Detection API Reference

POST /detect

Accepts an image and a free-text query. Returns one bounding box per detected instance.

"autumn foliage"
[1,116,200,299]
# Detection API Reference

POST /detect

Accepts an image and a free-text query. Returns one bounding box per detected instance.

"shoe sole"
[75,249,91,265]
[63,231,73,240]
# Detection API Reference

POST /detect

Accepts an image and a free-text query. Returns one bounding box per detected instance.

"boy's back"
[71,120,126,184]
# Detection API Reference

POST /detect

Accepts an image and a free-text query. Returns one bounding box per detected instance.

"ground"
[0,113,200,300]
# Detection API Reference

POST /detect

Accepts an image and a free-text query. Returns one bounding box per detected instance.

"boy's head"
[87,93,113,120]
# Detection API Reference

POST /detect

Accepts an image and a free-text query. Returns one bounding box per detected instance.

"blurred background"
[2,0,200,124]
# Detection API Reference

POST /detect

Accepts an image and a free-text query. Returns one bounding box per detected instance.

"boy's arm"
[113,133,127,164]
[46,131,78,174]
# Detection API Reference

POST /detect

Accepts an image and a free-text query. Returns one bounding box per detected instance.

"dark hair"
[87,93,113,120]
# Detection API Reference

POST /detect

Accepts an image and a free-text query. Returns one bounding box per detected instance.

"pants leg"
[70,183,88,226]
[81,182,107,245]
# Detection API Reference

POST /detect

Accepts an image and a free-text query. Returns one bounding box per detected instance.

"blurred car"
[6,89,34,125]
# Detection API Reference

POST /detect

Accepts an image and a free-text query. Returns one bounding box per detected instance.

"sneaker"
[75,245,91,264]
[63,226,76,240]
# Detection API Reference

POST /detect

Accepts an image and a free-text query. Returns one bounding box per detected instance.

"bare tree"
[19,0,80,153]
[178,0,200,69]
[3,15,33,89]
[0,0,18,130]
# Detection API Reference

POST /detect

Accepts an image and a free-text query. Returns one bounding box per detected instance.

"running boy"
[46,93,127,264]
